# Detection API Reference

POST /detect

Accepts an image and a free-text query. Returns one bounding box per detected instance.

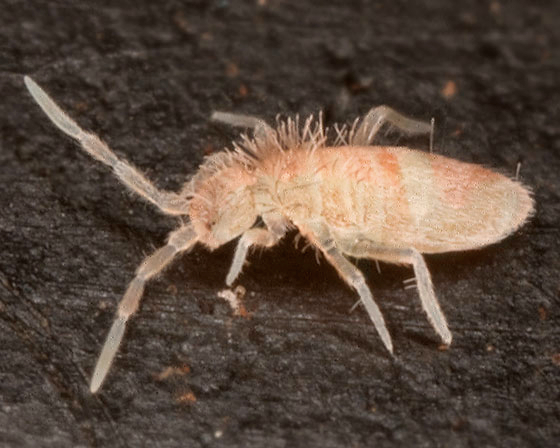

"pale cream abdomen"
[274,146,534,253]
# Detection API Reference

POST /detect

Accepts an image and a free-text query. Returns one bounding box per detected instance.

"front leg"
[226,216,288,285]
[211,111,273,141]
[300,221,393,354]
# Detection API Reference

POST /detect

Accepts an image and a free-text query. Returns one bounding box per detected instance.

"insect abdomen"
[393,147,534,252]
[272,146,533,253]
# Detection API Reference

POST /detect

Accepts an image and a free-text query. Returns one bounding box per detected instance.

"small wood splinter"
[25,75,534,393]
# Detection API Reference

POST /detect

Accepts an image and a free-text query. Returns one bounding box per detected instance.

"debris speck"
[155,365,191,381]
[489,1,501,16]
[441,80,457,99]
[177,391,197,403]
[217,285,249,317]
[238,84,248,97]
[226,61,239,78]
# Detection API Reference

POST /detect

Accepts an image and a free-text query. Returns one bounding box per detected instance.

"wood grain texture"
[1,0,559,446]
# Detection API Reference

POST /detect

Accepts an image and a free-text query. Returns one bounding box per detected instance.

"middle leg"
[299,221,394,354]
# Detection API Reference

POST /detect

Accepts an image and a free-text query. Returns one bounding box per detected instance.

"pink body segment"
[24,75,534,393]
[254,146,534,254]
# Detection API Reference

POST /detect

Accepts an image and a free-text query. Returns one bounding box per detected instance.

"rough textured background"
[1,1,559,447]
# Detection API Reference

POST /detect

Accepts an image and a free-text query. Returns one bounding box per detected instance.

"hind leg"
[341,240,452,346]
[351,105,432,146]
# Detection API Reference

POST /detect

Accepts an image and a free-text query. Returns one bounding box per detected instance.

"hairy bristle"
[186,113,338,202]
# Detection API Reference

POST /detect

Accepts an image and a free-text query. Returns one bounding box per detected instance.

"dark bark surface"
[1,1,559,447]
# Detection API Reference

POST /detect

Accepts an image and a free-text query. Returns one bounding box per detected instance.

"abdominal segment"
[268,146,533,254]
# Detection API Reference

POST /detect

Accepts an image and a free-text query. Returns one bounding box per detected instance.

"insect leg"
[90,225,197,393]
[211,111,273,140]
[406,248,452,345]
[351,105,432,146]
[301,222,393,354]
[341,241,452,346]
[226,215,288,285]
[24,76,188,215]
